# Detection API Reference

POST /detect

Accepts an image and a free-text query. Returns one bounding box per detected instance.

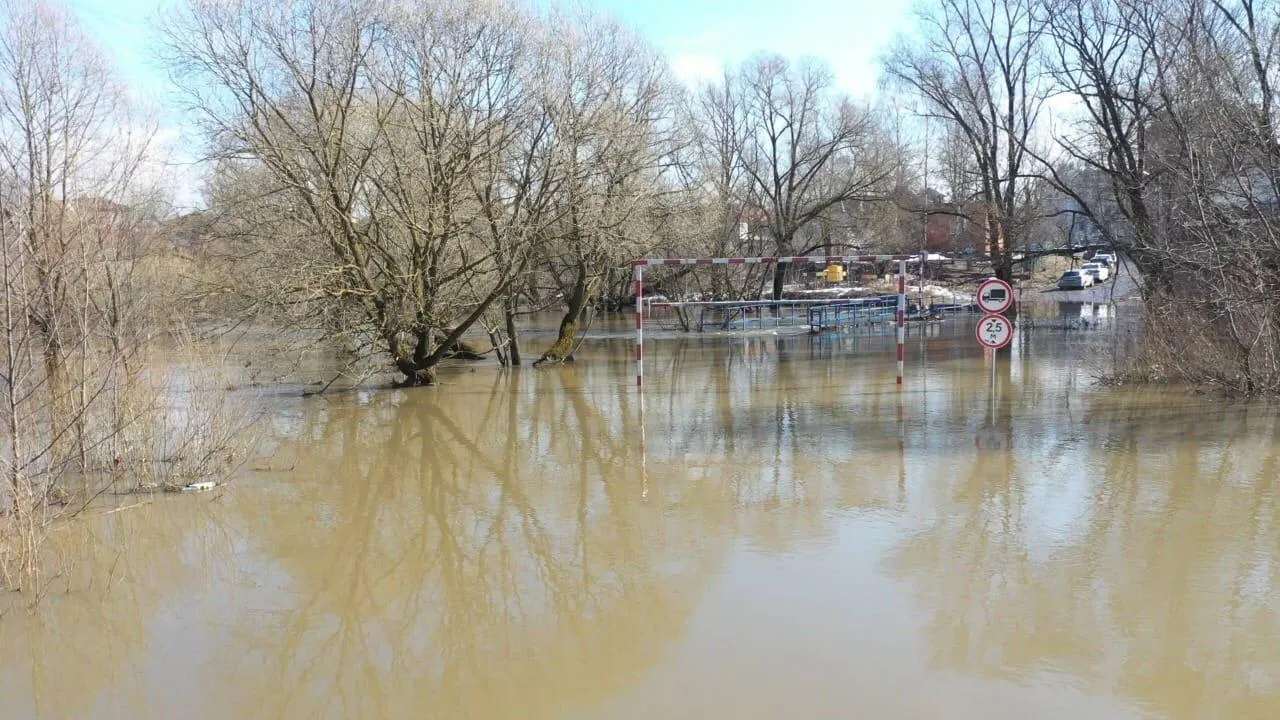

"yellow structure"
[823,264,846,283]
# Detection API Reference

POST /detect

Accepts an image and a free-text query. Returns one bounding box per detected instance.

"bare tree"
[1043,0,1280,392]
[673,71,776,300]
[1,0,245,594]
[885,0,1049,283]
[733,55,890,299]
[164,0,558,385]
[852,101,933,256]
[1039,0,1175,276]
[532,8,678,365]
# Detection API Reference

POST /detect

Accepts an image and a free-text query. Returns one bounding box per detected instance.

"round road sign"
[976,313,1014,350]
[976,278,1014,314]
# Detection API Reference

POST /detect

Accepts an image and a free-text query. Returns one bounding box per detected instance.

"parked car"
[1081,262,1110,282]
[1058,270,1094,290]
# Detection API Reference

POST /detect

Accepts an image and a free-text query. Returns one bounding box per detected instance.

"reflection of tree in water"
[888,393,1280,718]
[227,370,732,719]
[13,327,1250,717]
[3,336,896,719]
[637,335,914,552]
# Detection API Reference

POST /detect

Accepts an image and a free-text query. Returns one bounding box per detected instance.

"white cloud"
[670,53,725,86]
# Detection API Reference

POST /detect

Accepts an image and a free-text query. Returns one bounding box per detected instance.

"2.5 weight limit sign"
[976,313,1014,350]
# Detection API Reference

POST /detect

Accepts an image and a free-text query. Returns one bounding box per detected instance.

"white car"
[1081,262,1110,282]
[1058,270,1094,290]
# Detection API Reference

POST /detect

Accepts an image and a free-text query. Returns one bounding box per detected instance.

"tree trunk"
[990,215,1014,283]
[394,345,439,386]
[433,332,486,360]
[488,327,508,366]
[768,233,795,301]
[396,366,438,386]
[993,254,1014,283]
[538,264,592,366]
[391,330,440,386]
[505,295,521,367]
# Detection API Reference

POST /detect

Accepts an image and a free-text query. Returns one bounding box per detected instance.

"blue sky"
[59,0,916,208]
[65,0,914,99]
[592,0,913,96]
[62,0,171,94]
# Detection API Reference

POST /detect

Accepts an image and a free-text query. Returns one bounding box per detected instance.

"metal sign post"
[975,277,1014,435]
[897,259,906,387]
[986,347,996,417]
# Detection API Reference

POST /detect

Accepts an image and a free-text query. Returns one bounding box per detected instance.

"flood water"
[4,311,1280,719]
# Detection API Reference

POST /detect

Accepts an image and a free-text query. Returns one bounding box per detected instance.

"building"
[924,203,986,252]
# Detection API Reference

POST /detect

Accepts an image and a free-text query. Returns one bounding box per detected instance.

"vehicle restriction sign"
[976,313,1014,350]
[976,278,1014,314]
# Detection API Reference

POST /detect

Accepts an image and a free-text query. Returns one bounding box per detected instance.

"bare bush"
[0,0,249,596]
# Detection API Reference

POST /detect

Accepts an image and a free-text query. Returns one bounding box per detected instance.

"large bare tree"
[532,8,678,365]
[164,0,559,385]
[674,71,774,301]
[885,0,1049,283]
[1042,0,1280,392]
[1039,0,1174,276]
[734,55,890,299]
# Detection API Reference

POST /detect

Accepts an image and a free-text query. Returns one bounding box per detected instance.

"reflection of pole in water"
[896,378,906,491]
[896,259,909,482]
[639,388,648,500]
[987,347,997,420]
[918,316,928,395]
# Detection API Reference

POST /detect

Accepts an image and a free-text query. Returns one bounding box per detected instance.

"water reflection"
[890,394,1280,720]
[0,491,244,719]
[2,320,1280,718]
[221,371,732,719]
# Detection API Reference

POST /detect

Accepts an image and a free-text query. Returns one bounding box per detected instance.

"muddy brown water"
[3,310,1279,719]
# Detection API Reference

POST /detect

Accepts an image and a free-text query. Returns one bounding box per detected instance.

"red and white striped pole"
[635,263,644,388]
[897,259,906,386]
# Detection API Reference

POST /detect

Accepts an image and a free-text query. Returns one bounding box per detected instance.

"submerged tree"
[165,0,563,385]
[167,0,686,376]
[1,0,243,595]
[532,8,678,366]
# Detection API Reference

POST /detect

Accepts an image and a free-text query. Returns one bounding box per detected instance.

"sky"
[590,0,913,97]
[58,0,917,207]
[65,0,914,95]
